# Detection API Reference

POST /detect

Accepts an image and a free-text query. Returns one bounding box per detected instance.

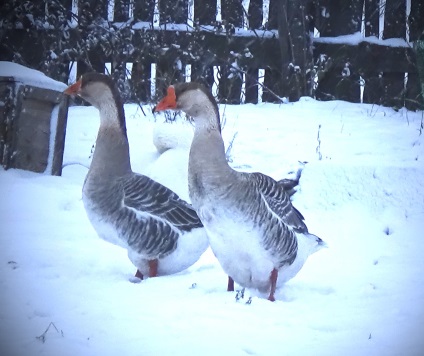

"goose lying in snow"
[152,118,193,154]
[147,119,194,202]
[154,82,326,301]
[63,73,209,280]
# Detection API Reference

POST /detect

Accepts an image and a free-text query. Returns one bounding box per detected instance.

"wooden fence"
[0,0,423,109]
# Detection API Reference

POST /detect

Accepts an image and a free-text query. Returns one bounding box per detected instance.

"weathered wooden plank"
[159,0,188,25]
[381,72,406,108]
[14,88,51,173]
[362,73,384,105]
[273,0,314,101]
[194,0,217,25]
[130,29,281,69]
[133,0,155,22]
[313,41,417,74]
[267,0,279,30]
[52,94,69,175]
[380,0,407,109]
[315,0,363,36]
[221,0,244,28]
[314,40,420,105]
[315,63,361,102]
[0,81,15,169]
[248,0,263,29]
[0,81,69,174]
[405,72,423,110]
[152,31,190,97]
[114,0,131,22]
[218,65,243,104]
[2,0,421,110]
[245,68,259,103]
[79,0,108,23]
[262,68,285,102]
[383,0,406,39]
[191,64,215,89]
[364,0,380,37]
[131,60,152,102]
[313,0,363,102]
[21,86,64,103]
[409,0,424,42]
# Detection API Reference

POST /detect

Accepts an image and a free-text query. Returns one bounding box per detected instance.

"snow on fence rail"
[0,0,423,109]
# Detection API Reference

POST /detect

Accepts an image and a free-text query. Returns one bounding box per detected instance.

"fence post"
[408,0,424,42]
[267,0,278,30]
[362,0,381,105]
[131,60,152,103]
[79,0,108,23]
[406,1,424,110]
[262,0,284,102]
[159,0,188,25]
[314,0,362,102]
[194,0,217,25]
[267,0,313,102]
[247,0,263,29]
[114,0,131,22]
[243,0,263,104]
[221,0,243,28]
[133,0,155,22]
[381,0,406,109]
[218,0,244,104]
[244,68,259,104]
[364,0,379,37]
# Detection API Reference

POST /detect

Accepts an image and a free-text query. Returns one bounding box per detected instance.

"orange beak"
[63,79,82,96]
[153,86,177,113]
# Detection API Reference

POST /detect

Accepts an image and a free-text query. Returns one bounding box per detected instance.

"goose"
[153,82,326,301]
[63,73,209,280]
[147,119,194,202]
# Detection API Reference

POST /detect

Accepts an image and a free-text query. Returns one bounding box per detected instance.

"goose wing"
[106,173,203,259]
[121,173,203,231]
[248,172,308,233]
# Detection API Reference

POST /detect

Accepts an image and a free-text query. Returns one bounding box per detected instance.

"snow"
[1,95,424,355]
[0,61,67,92]
[130,21,278,38]
[313,32,411,48]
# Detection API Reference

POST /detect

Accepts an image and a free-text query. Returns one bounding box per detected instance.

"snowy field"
[1,96,424,356]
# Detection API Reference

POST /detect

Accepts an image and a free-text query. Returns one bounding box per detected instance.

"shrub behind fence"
[0,0,423,109]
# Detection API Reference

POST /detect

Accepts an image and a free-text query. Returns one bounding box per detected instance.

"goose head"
[64,73,126,133]
[154,82,221,132]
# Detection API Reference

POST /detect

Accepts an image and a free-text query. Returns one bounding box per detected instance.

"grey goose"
[154,82,326,301]
[64,73,208,280]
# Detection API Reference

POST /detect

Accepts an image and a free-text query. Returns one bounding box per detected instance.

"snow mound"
[152,119,193,153]
[297,162,424,216]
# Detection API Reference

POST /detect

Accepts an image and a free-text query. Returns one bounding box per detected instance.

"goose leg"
[268,268,278,302]
[134,269,144,280]
[227,276,234,291]
[148,259,159,277]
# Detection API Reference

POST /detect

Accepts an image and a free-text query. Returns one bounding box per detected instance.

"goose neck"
[89,113,131,178]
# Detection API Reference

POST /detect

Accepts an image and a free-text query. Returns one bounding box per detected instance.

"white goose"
[154,82,326,301]
[147,119,193,202]
[64,73,208,280]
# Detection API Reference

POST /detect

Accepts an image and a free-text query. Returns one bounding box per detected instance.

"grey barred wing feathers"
[248,172,308,233]
[121,173,204,232]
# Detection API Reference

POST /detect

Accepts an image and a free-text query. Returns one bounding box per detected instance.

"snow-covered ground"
[1,97,424,356]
